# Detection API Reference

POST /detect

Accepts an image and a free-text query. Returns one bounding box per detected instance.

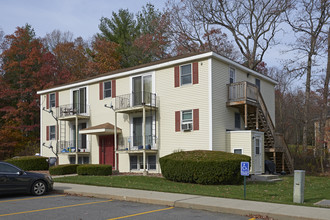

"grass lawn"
[54,175,330,207]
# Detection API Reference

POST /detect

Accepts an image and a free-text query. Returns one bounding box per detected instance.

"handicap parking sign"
[241,162,250,176]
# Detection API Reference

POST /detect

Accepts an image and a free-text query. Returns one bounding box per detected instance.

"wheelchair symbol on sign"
[241,162,250,176]
[242,164,248,171]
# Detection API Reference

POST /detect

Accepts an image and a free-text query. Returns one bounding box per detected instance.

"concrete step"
[248,174,282,182]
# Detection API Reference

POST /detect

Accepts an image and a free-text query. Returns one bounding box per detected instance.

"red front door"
[99,135,114,166]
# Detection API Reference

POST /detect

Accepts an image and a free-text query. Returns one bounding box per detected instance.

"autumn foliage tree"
[0,25,69,159]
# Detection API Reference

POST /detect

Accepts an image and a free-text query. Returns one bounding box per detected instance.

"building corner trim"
[208,58,213,151]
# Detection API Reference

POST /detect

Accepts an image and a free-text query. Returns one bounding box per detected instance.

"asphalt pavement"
[54,182,330,220]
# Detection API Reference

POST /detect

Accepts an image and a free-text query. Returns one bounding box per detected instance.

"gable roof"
[37,51,277,95]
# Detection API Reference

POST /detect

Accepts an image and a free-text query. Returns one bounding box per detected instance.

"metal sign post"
[241,162,250,200]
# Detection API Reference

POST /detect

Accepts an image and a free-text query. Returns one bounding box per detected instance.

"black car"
[0,161,53,196]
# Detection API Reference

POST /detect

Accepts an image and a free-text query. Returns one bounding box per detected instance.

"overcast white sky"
[0,0,303,71]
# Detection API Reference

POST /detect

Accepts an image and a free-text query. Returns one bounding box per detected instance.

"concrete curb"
[54,183,330,220]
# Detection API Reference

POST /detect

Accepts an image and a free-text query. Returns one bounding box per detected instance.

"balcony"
[227,81,258,107]
[115,92,157,113]
[117,135,158,152]
[59,140,91,155]
[58,104,90,121]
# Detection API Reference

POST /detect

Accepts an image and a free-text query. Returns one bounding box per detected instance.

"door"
[133,117,152,148]
[254,136,263,174]
[132,75,152,106]
[72,123,87,149]
[99,135,115,166]
[73,87,86,114]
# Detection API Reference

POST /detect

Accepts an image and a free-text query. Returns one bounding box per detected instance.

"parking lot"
[0,193,250,220]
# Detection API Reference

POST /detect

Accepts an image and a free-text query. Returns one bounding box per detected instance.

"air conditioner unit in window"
[181,123,192,131]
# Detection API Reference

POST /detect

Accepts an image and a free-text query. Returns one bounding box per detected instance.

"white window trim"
[233,148,243,155]
[130,154,156,171]
[70,86,89,106]
[103,81,112,99]
[229,67,236,84]
[180,63,192,86]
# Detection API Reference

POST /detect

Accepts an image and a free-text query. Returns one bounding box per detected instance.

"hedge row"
[5,156,49,171]
[159,150,251,185]
[49,164,80,175]
[77,164,112,176]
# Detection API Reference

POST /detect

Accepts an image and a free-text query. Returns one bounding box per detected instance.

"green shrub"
[49,164,80,175]
[159,150,250,185]
[77,164,112,176]
[5,156,49,171]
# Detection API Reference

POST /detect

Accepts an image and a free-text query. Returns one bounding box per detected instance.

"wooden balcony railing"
[227,81,258,104]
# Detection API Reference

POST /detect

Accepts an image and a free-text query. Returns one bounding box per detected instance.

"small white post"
[293,170,305,203]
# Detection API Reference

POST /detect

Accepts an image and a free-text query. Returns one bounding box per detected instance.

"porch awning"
[79,123,122,135]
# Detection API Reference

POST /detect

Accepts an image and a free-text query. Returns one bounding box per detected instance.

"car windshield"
[0,163,20,173]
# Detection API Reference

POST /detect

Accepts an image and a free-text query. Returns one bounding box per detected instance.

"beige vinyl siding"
[227,131,252,156]
[211,60,239,151]
[88,77,131,164]
[155,60,210,158]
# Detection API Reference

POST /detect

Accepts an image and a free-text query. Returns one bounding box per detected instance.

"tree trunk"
[302,51,312,152]
[318,28,330,173]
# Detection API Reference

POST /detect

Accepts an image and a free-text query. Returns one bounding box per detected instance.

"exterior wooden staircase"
[227,81,294,174]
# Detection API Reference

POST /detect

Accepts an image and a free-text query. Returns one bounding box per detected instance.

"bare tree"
[190,0,291,70]
[43,29,74,51]
[285,0,329,151]
[317,28,330,172]
[165,0,240,60]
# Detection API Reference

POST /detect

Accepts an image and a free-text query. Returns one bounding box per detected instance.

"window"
[49,125,56,140]
[49,93,56,108]
[255,78,260,90]
[130,155,138,170]
[182,110,192,124]
[69,156,89,164]
[0,163,20,173]
[130,155,156,170]
[256,138,260,155]
[229,67,235,84]
[234,149,242,154]
[180,64,192,85]
[148,155,156,170]
[103,81,112,98]
[235,112,241,129]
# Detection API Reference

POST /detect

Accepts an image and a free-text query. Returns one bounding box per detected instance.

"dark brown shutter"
[193,109,199,130]
[193,62,198,84]
[56,125,58,140]
[55,92,59,107]
[46,94,49,109]
[112,80,116,98]
[174,66,180,87]
[99,82,103,100]
[175,111,181,132]
[46,126,49,141]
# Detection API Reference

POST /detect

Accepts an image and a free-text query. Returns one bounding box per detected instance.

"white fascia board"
[211,53,278,85]
[37,52,214,95]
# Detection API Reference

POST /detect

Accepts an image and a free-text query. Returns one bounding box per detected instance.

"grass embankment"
[54,175,330,207]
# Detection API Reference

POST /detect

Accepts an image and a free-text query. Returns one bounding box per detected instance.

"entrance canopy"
[79,123,122,135]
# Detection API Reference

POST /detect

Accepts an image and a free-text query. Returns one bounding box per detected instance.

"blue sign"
[241,162,250,176]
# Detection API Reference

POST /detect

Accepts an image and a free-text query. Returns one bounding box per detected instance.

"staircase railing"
[275,133,294,173]
[255,89,275,139]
